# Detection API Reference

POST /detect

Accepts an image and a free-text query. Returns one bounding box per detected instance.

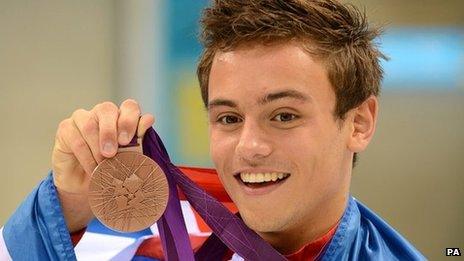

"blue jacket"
[1,173,426,260]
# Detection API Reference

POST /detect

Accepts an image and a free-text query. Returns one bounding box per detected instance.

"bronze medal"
[88,137,169,232]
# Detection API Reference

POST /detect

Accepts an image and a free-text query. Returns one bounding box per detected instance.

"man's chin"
[240,209,288,234]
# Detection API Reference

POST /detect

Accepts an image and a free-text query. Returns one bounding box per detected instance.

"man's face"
[207,42,353,236]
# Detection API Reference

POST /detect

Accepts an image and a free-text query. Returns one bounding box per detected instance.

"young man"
[1,0,425,260]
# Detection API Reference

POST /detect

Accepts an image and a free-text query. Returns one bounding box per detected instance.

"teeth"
[264,173,271,182]
[271,173,278,182]
[240,172,289,183]
[249,173,256,183]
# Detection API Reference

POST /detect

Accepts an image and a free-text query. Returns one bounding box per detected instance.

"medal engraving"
[89,151,169,232]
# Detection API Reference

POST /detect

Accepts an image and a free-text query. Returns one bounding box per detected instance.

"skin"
[207,42,378,254]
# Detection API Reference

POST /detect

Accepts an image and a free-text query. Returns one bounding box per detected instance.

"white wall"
[0,0,115,223]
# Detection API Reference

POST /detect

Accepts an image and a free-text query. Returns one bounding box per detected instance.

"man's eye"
[218,115,241,124]
[272,113,297,122]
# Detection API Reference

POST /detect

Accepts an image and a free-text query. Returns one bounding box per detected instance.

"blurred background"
[0,0,462,259]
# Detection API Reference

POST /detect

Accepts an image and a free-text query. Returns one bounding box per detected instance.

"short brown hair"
[197,0,386,166]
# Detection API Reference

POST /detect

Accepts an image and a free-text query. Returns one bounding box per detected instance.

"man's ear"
[347,95,379,153]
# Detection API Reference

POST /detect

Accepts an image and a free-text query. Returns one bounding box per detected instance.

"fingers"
[57,119,98,176]
[71,109,104,164]
[93,102,119,158]
[117,99,155,145]
[117,99,141,145]
[137,113,155,138]
[76,99,154,160]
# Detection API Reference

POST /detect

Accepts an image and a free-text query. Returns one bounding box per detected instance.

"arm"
[1,99,154,260]
[1,172,76,260]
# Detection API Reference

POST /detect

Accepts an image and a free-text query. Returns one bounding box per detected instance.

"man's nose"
[235,120,272,161]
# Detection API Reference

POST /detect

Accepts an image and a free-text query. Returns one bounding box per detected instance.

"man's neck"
[258,192,349,255]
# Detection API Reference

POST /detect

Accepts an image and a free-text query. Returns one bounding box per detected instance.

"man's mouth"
[235,172,290,190]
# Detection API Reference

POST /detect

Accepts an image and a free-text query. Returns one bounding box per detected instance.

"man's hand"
[51,99,155,232]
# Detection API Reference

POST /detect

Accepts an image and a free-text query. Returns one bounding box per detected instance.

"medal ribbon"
[142,127,286,261]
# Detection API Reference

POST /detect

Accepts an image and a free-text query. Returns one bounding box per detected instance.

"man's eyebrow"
[207,99,238,110]
[207,89,310,110]
[258,89,311,105]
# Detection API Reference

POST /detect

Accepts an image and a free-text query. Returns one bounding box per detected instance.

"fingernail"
[119,131,129,143]
[103,142,115,155]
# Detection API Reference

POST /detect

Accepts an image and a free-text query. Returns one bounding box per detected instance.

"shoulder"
[354,198,425,260]
[321,197,425,261]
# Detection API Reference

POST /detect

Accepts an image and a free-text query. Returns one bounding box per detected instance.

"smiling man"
[1,0,425,260]
[207,43,353,256]
[197,0,424,259]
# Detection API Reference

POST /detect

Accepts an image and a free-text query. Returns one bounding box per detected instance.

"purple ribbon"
[142,127,286,261]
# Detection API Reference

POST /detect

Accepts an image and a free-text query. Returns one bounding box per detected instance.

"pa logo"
[446,248,461,256]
